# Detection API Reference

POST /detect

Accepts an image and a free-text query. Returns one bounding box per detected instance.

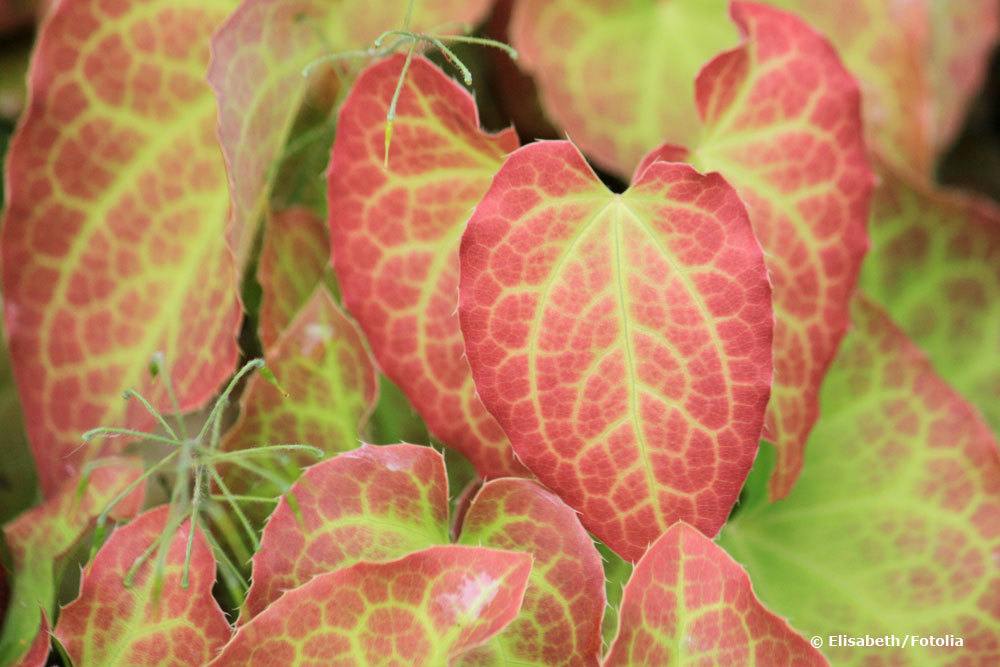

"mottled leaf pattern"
[460,140,772,560]
[720,296,1000,665]
[604,523,826,666]
[456,479,605,666]
[55,506,231,666]
[0,0,241,494]
[690,2,873,498]
[221,287,378,462]
[329,55,525,478]
[212,546,532,666]
[243,445,606,665]
[11,614,49,667]
[0,459,143,665]
[860,166,1000,433]
[510,0,739,176]
[768,0,999,174]
[241,444,449,621]
[210,0,493,261]
[257,207,330,350]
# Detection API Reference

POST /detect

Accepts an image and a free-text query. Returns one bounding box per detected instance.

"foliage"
[0,0,997,665]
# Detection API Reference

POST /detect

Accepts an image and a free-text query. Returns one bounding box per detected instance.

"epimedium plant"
[0,0,997,666]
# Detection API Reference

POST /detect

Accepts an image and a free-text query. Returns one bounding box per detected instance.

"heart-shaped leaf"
[220,287,378,464]
[859,164,1000,434]
[212,545,532,666]
[688,1,873,498]
[329,55,525,478]
[0,0,242,494]
[720,296,1000,665]
[55,506,231,666]
[459,140,772,560]
[604,522,826,666]
[210,0,493,261]
[256,207,330,349]
[242,444,606,665]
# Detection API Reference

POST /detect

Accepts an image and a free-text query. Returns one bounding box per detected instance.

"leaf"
[220,287,378,466]
[211,545,532,666]
[54,506,231,666]
[209,0,494,263]
[0,459,143,665]
[689,1,874,499]
[510,0,739,176]
[241,443,449,621]
[767,0,999,174]
[455,479,605,666]
[604,522,826,666]
[459,140,772,560]
[329,54,526,478]
[0,0,242,495]
[859,164,1000,434]
[719,296,1000,665]
[242,445,606,665]
[256,207,331,350]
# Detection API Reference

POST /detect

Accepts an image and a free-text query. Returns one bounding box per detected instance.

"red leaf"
[0,0,242,494]
[241,443,449,621]
[329,55,526,478]
[55,506,231,666]
[459,140,772,560]
[256,207,330,350]
[211,546,532,666]
[210,0,494,263]
[456,479,606,666]
[243,445,606,665]
[604,523,826,666]
[690,2,874,498]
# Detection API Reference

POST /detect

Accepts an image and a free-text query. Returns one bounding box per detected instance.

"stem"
[193,359,264,445]
[427,36,472,85]
[208,468,260,551]
[385,40,418,168]
[201,444,324,463]
[82,427,181,448]
[433,34,518,59]
[122,389,179,440]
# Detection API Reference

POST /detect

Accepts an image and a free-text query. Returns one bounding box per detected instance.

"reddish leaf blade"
[213,545,532,666]
[510,0,739,176]
[221,287,378,461]
[0,0,241,494]
[0,459,143,665]
[605,523,826,666]
[329,55,525,478]
[210,0,493,262]
[456,479,606,666]
[257,207,330,350]
[459,140,772,560]
[720,296,1000,665]
[860,165,1000,434]
[241,444,449,621]
[690,1,874,499]
[55,506,231,666]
